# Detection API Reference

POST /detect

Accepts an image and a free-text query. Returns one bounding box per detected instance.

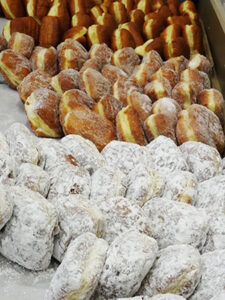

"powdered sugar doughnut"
[15,163,50,197]
[163,171,198,204]
[143,198,209,250]
[180,68,211,89]
[163,56,188,77]
[188,54,212,74]
[126,164,165,206]
[61,134,105,174]
[131,62,159,87]
[150,295,186,300]
[0,151,17,185]
[0,186,58,270]
[144,79,172,103]
[179,141,222,182]
[151,97,181,120]
[142,50,163,67]
[102,64,128,86]
[146,136,188,175]
[112,47,140,75]
[5,123,40,166]
[196,175,225,214]
[101,140,151,175]
[53,195,104,262]
[46,233,108,300]
[97,196,152,244]
[116,297,151,300]
[47,163,91,201]
[0,185,13,231]
[0,132,9,154]
[96,230,158,298]
[90,166,127,203]
[113,77,140,105]
[89,43,113,66]
[151,66,179,88]
[190,250,225,300]
[210,292,225,300]
[139,244,202,298]
[202,213,225,253]
[51,68,80,95]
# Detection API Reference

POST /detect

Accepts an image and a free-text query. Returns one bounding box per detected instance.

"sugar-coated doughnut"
[132,62,159,87]
[102,64,128,86]
[151,66,179,88]
[180,67,211,89]
[188,53,212,74]
[8,32,34,58]
[151,97,181,119]
[30,46,57,76]
[127,91,152,122]
[0,185,13,231]
[163,55,188,77]
[51,69,80,96]
[112,47,140,75]
[0,34,7,52]
[113,77,140,105]
[89,43,113,66]
[144,78,172,102]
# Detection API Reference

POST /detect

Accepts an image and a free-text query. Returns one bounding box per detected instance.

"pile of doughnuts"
[0,0,203,59]
[1,122,225,300]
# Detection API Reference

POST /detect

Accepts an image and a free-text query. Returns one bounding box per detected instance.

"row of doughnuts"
[0,0,203,60]
[1,122,225,299]
[0,35,224,153]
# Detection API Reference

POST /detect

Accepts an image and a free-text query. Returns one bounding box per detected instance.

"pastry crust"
[30,46,57,76]
[160,24,182,43]
[167,15,190,26]
[72,12,93,28]
[129,8,145,31]
[120,21,144,47]
[39,16,61,48]
[143,18,165,40]
[68,0,86,15]
[8,32,34,58]
[135,0,151,14]
[0,34,7,51]
[96,12,117,34]
[166,0,179,16]
[135,37,164,57]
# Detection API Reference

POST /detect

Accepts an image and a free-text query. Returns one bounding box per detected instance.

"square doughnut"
[0,185,13,231]
[51,69,80,96]
[30,46,57,76]
[0,186,58,270]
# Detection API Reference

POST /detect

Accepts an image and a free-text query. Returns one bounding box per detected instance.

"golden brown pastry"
[90,5,104,23]
[102,64,128,86]
[151,66,179,88]
[0,0,25,19]
[150,0,164,11]
[0,35,7,52]
[25,88,63,138]
[160,24,182,43]
[71,12,93,28]
[135,37,164,57]
[132,62,159,87]
[167,15,190,26]
[111,28,136,51]
[120,22,144,47]
[92,94,123,124]
[30,46,57,76]
[57,39,88,71]
[111,47,140,75]
[51,69,80,96]
[163,56,188,77]
[180,68,211,89]
[48,0,70,33]
[0,49,31,89]
[62,26,87,46]
[142,49,163,66]
[8,32,34,58]
[129,9,145,31]
[166,0,179,16]
[176,104,225,154]
[143,18,165,40]
[179,0,197,16]
[96,12,117,34]
[164,37,190,59]
[188,53,212,74]
[119,0,134,12]
[79,57,103,90]
[89,43,113,66]
[3,17,40,43]
[39,16,61,48]
[116,105,147,145]
[109,1,129,24]
[113,77,139,105]
[18,69,52,104]
[101,0,113,12]
[135,0,151,14]
[68,0,86,15]
[183,24,203,55]
[198,89,225,127]
[87,24,110,47]
[158,5,172,20]
[24,0,51,22]
[144,78,172,102]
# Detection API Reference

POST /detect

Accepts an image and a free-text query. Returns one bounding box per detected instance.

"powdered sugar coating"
[0,186,58,271]
[142,50,163,67]
[210,292,225,300]
[179,141,222,182]
[126,164,165,206]
[190,250,225,300]
[116,297,151,300]
[90,166,127,204]
[150,295,186,300]
[47,163,91,201]
[15,163,50,197]
[53,195,104,262]
[146,136,188,175]
[89,43,113,66]
[143,198,209,250]
[61,134,105,174]
[163,171,198,204]
[0,185,13,230]
[0,151,17,185]
[112,47,140,75]
[0,132,9,154]
[139,244,202,298]
[46,233,108,300]
[97,230,158,298]
[97,196,152,244]
[102,64,128,86]
[5,123,40,166]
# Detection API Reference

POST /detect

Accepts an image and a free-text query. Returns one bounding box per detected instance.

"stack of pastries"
[0,0,203,59]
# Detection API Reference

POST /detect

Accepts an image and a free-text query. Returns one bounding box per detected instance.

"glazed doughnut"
[164,37,190,59]
[135,37,164,57]
[61,106,116,151]
[109,1,129,24]
[166,0,179,16]
[89,43,113,66]
[160,24,182,43]
[143,18,165,40]
[144,78,172,102]
[80,67,112,101]
[51,69,80,96]
[132,62,159,87]
[163,55,188,77]
[111,28,136,51]
[183,24,203,55]
[46,233,108,300]
[112,47,140,75]
[18,69,52,104]
[68,0,86,15]
[30,46,57,76]
[47,0,70,33]
[180,68,211,89]
[172,81,203,109]
[129,9,145,31]
[93,94,123,124]
[0,185,13,231]
[116,105,147,145]
[8,32,34,58]
[143,198,208,250]
[57,39,88,71]
[90,5,104,23]
[62,26,87,46]
[102,64,128,86]
[188,53,212,74]
[142,49,163,66]
[167,15,191,26]
[119,0,134,12]
[0,0,25,19]
[113,77,140,105]
[0,186,57,271]
[120,22,144,47]
[87,24,110,47]
[135,0,151,14]
[71,12,93,28]
[96,12,117,35]
[198,89,225,126]
[2,16,40,43]
[151,66,179,88]
[25,88,63,138]
[0,49,31,89]
[127,91,152,122]
[176,104,225,154]
[24,0,51,22]
[39,16,61,48]
[0,35,7,52]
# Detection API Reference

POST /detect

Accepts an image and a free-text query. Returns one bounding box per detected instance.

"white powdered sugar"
[0,151,17,185]
[210,292,225,300]
[0,185,13,230]
[46,233,108,300]
[52,195,103,262]
[179,141,222,182]
[143,198,209,250]
[0,186,58,271]
[96,230,158,299]
[0,132,9,154]
[139,244,201,298]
